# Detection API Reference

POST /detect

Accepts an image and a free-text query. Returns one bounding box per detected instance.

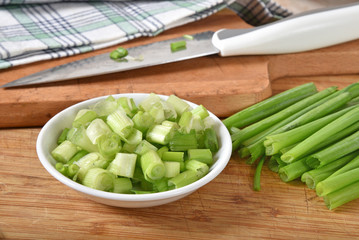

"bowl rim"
[36,93,232,202]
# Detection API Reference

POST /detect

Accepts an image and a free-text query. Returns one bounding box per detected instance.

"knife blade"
[2,2,359,88]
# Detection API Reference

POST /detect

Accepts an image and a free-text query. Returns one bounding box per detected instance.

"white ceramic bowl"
[36,93,232,208]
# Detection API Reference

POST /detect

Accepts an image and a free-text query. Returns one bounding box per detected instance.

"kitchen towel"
[0,0,291,69]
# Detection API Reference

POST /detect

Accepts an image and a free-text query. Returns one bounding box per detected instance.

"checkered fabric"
[0,0,291,69]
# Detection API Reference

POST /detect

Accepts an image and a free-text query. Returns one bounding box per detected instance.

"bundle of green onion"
[224,82,359,210]
[51,94,219,194]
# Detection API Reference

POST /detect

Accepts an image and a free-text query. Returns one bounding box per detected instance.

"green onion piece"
[183,34,194,40]
[187,149,213,165]
[306,129,359,168]
[121,128,143,145]
[97,133,121,158]
[113,177,132,194]
[106,109,134,138]
[67,126,99,153]
[132,111,155,134]
[131,190,155,194]
[75,152,101,182]
[67,150,88,165]
[139,93,161,111]
[86,118,113,144]
[169,130,198,151]
[122,142,138,153]
[185,160,209,179]
[140,150,166,182]
[162,151,184,162]
[316,168,359,197]
[232,87,338,149]
[191,105,209,120]
[146,124,173,145]
[55,162,68,176]
[191,115,205,133]
[72,109,98,128]
[161,101,178,121]
[168,170,198,189]
[223,82,318,129]
[91,96,118,117]
[278,158,311,182]
[152,178,169,192]
[323,181,359,210]
[281,104,359,164]
[301,152,357,189]
[51,140,79,163]
[157,146,169,158]
[170,40,186,52]
[82,168,114,191]
[253,156,266,191]
[166,95,190,116]
[67,164,80,178]
[178,111,193,133]
[164,161,181,178]
[107,153,137,178]
[204,128,219,152]
[134,140,158,156]
[57,128,70,145]
[148,102,166,124]
[110,47,128,60]
[117,97,138,118]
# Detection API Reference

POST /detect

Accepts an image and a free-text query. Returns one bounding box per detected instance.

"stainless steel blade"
[1,31,218,88]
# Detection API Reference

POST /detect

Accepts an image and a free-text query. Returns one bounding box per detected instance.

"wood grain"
[2,123,359,240]
[1,9,359,128]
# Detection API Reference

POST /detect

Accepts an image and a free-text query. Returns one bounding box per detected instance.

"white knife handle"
[212,3,359,56]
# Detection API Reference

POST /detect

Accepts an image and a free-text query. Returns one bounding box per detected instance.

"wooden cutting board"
[1,9,359,128]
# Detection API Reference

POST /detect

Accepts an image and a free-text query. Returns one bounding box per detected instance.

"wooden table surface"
[2,8,359,240]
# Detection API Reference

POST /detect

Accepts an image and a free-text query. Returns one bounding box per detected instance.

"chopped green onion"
[204,128,219,152]
[164,161,181,178]
[107,153,137,178]
[106,109,134,138]
[166,95,190,116]
[134,140,158,156]
[168,170,198,188]
[146,124,173,145]
[169,130,198,151]
[82,168,114,191]
[72,109,98,128]
[183,34,194,40]
[110,47,128,60]
[185,160,209,179]
[97,133,121,158]
[51,140,79,163]
[140,150,166,182]
[170,40,186,52]
[57,128,69,145]
[191,105,209,120]
[113,177,132,194]
[55,162,68,176]
[67,126,98,153]
[187,149,213,165]
[117,97,138,118]
[86,118,113,144]
[90,96,118,117]
[161,151,184,162]
[157,146,169,158]
[132,111,155,134]
[75,152,101,182]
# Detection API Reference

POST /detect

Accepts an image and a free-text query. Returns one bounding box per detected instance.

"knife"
[2,3,359,88]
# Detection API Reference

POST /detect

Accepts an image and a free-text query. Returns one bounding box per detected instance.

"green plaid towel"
[0,0,290,69]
